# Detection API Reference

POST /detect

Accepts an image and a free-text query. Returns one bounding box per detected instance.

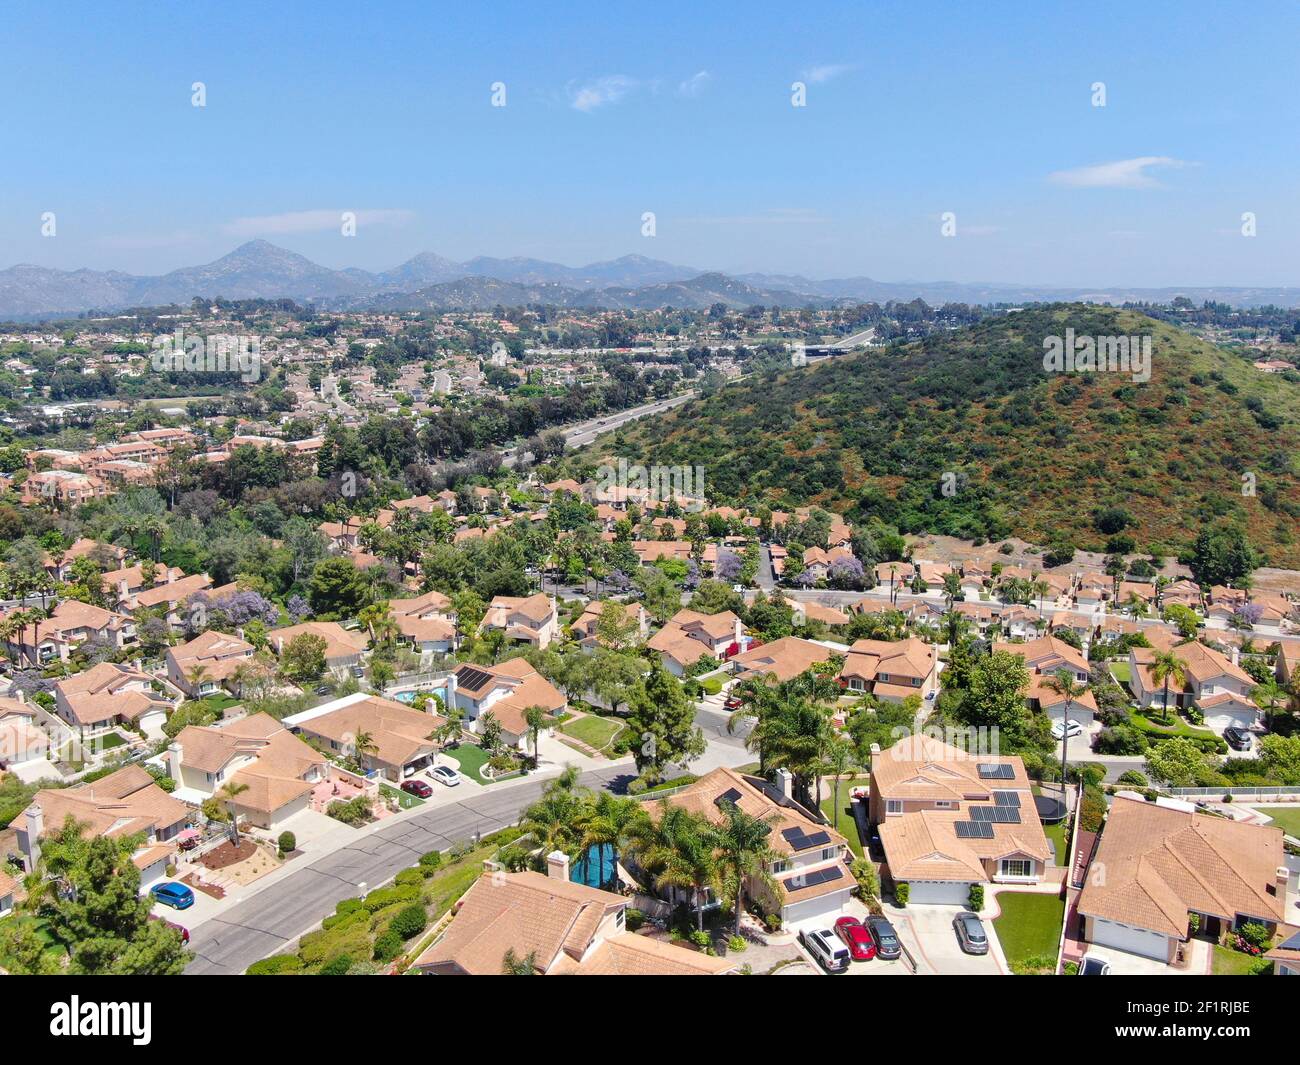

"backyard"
[819,778,870,857]
[1043,820,1069,865]
[992,891,1065,970]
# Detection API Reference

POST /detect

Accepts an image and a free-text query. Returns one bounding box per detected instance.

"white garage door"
[906,880,971,906]
[784,889,852,926]
[1090,918,1168,960]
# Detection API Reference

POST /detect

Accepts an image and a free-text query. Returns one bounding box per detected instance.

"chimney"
[734,617,743,647]
[16,689,25,704]
[1230,645,1240,666]
[1278,867,1290,888]
[775,767,793,800]
[546,850,571,882]
[18,802,43,869]
[167,740,183,781]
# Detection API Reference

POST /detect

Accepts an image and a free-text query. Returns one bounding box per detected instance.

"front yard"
[559,713,625,752]
[445,744,491,784]
[381,783,425,810]
[1253,806,1300,838]
[1211,944,1260,975]
[991,891,1065,971]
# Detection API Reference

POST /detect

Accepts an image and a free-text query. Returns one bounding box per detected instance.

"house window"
[886,799,903,814]
[999,859,1032,878]
[820,847,838,862]
[934,801,954,809]
[771,859,791,874]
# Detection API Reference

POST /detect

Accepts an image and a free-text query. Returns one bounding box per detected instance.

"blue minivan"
[150,882,195,910]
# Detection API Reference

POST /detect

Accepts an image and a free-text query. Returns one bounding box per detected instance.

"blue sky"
[4,0,1298,286]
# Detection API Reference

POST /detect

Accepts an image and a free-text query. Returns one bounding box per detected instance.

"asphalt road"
[184,765,629,975]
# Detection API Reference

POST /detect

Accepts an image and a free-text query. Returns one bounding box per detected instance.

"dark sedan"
[865,914,901,960]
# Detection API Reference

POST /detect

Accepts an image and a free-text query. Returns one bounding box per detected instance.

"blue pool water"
[570,843,617,890]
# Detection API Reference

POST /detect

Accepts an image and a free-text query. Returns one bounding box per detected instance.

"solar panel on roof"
[955,821,993,839]
[1279,930,1300,950]
[994,791,1021,808]
[970,806,995,822]
[805,830,831,847]
[716,787,743,807]
[977,763,1014,780]
[456,665,494,690]
[782,865,844,891]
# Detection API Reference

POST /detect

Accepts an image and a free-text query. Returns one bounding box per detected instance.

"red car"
[401,779,433,798]
[833,916,876,961]
[723,696,744,711]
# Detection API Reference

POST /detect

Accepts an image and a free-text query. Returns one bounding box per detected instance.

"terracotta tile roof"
[294,696,443,769]
[729,636,835,683]
[29,764,187,841]
[567,932,736,975]
[839,637,935,685]
[993,635,1088,676]
[269,621,369,662]
[871,734,1032,803]
[1078,797,1287,936]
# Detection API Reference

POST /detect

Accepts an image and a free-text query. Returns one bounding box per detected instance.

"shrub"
[389,904,428,940]
[1079,786,1108,833]
[1116,770,1149,787]
[335,897,364,915]
[322,907,370,932]
[246,954,303,975]
[418,850,443,870]
[1062,961,1079,975]
[894,882,910,907]
[850,858,879,900]
[968,884,984,912]
[625,908,646,931]
[372,929,403,962]
[688,929,711,949]
[764,913,782,932]
[299,921,371,966]
[394,868,424,888]
[1237,921,1271,953]
[318,954,352,976]
[277,831,296,854]
[727,934,747,953]
[363,884,421,912]
[1248,956,1274,976]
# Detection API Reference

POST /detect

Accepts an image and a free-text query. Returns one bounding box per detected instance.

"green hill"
[583,304,1300,565]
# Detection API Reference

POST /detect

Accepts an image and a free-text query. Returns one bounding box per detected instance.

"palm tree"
[1150,649,1188,725]
[710,800,780,935]
[942,571,962,610]
[434,707,464,748]
[1032,577,1050,615]
[218,779,250,846]
[351,730,378,767]
[1042,668,1088,804]
[654,824,719,931]
[519,767,585,857]
[501,948,539,974]
[821,736,857,837]
[523,704,547,763]
[577,790,648,891]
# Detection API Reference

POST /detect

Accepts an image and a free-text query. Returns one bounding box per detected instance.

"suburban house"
[790,601,850,629]
[838,637,938,702]
[53,661,172,741]
[570,600,650,650]
[168,712,328,832]
[286,693,444,782]
[1077,796,1287,963]
[165,630,256,697]
[448,658,566,751]
[0,869,14,918]
[269,621,371,674]
[1128,632,1259,731]
[647,609,747,676]
[994,635,1095,725]
[15,764,189,888]
[2,599,136,664]
[42,536,124,582]
[1206,587,1294,630]
[870,735,1051,905]
[800,545,856,582]
[389,590,458,654]
[0,695,50,770]
[655,766,854,925]
[728,636,837,684]
[412,866,736,975]
[479,593,559,649]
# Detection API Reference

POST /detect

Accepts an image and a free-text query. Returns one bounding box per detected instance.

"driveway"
[1080,939,1209,976]
[890,903,1005,975]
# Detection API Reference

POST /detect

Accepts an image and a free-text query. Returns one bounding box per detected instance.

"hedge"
[390,903,428,940]
[247,954,303,975]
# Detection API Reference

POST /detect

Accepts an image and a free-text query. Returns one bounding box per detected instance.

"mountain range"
[2,240,1299,319]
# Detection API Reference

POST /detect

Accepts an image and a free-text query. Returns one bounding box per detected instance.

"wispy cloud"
[677,70,711,98]
[223,209,414,237]
[1048,156,1191,189]
[802,63,856,84]
[569,75,637,112]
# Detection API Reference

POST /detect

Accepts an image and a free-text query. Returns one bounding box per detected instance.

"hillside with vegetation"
[585,305,1300,566]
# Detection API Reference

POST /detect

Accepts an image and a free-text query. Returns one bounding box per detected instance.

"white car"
[1051,719,1083,740]
[799,927,850,973]
[430,764,461,787]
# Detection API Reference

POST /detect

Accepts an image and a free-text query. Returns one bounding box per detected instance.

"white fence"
[1168,786,1300,801]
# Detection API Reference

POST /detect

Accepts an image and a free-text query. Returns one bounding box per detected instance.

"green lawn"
[445,744,491,784]
[1108,661,1131,684]
[820,778,870,857]
[992,891,1065,970]
[380,783,425,810]
[559,714,624,751]
[98,731,127,749]
[1212,944,1259,975]
[1043,821,1069,865]
[1254,806,1300,838]
[1131,709,1215,739]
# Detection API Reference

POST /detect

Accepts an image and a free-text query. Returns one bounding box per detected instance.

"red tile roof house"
[123,571,215,631]
[479,593,559,650]
[14,764,189,889]
[837,637,938,702]
[447,658,567,752]
[646,608,748,676]
[53,661,173,743]
[165,630,256,697]
[1128,630,1259,732]
[269,621,371,675]
[0,695,51,770]
[870,735,1051,905]
[167,712,328,832]
[570,599,649,650]
[42,536,125,582]
[993,635,1096,725]
[728,636,838,684]
[1077,796,1287,964]
[389,590,459,654]
[649,766,855,926]
[2,599,136,665]
[285,693,445,783]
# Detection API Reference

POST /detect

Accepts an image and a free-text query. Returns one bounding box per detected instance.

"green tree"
[1149,648,1188,725]
[625,661,706,782]
[710,800,780,935]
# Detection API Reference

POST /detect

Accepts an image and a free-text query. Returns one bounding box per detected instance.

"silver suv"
[800,927,851,973]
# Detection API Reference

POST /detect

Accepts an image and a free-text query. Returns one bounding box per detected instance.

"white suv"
[799,927,850,973]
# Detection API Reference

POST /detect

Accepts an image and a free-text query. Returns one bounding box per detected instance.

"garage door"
[906,880,971,905]
[1090,918,1168,960]
[783,889,852,926]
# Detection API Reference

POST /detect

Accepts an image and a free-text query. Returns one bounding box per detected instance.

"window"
[1000,859,1032,878]
[886,799,903,814]
[771,859,791,874]
[934,801,954,809]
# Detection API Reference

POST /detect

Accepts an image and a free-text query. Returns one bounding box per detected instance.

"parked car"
[430,764,460,787]
[953,911,989,955]
[314,685,332,696]
[799,927,851,973]
[723,695,743,711]
[1223,726,1253,752]
[401,779,433,798]
[149,914,190,943]
[149,882,195,911]
[833,916,876,961]
[1051,718,1083,740]
[1078,954,1111,975]
[865,914,901,960]
[351,666,365,678]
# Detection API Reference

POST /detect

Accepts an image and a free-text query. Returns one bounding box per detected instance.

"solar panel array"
[714,787,743,807]
[456,665,494,691]
[993,791,1022,808]
[969,805,1022,824]
[782,865,844,891]
[781,827,832,851]
[955,821,995,839]
[1279,929,1300,951]
[977,763,1014,780]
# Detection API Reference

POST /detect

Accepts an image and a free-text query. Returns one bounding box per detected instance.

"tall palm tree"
[820,736,857,836]
[710,800,780,935]
[218,779,250,845]
[942,571,962,610]
[1042,668,1088,804]
[577,790,649,891]
[523,704,547,763]
[1150,649,1188,725]
[351,730,378,766]
[653,824,719,931]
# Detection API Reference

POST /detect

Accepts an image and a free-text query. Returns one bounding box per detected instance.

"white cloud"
[569,75,637,112]
[677,70,711,98]
[802,63,855,84]
[223,209,413,237]
[1048,156,1191,189]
